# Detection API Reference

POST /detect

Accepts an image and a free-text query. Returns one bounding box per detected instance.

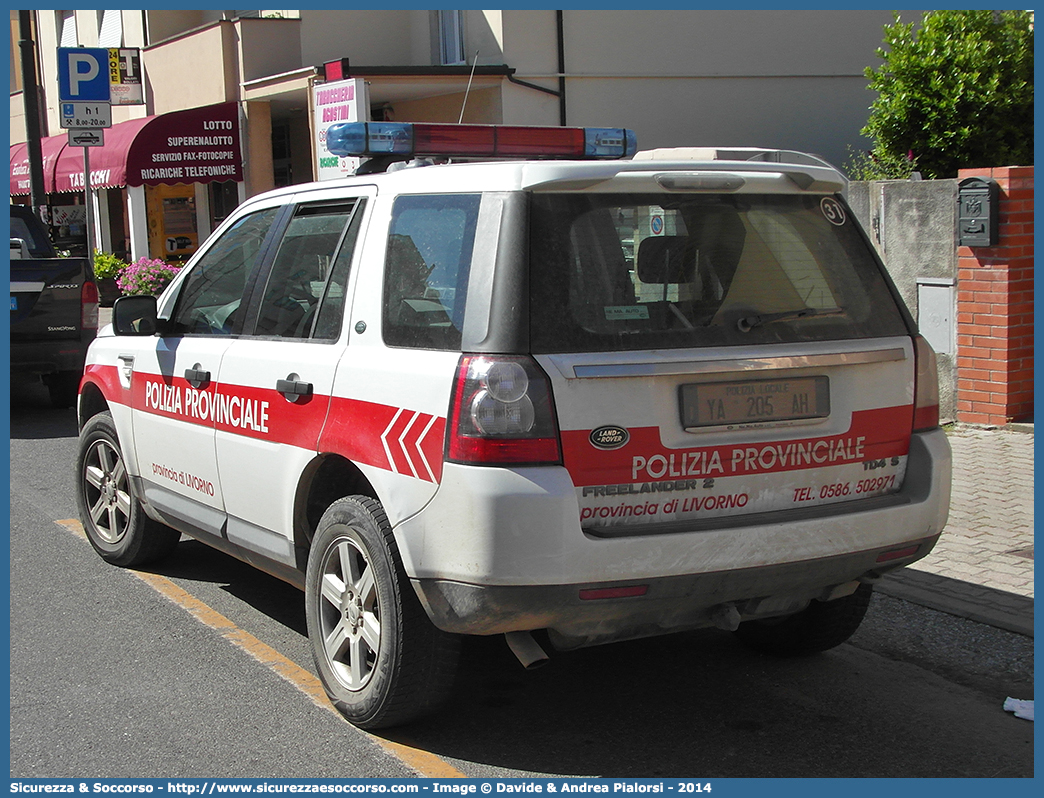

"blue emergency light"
[326,122,637,160]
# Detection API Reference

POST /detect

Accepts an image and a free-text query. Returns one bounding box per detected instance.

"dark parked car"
[10,204,98,407]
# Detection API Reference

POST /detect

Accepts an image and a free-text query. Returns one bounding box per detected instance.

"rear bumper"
[412,529,939,644]
[10,338,88,376]
[403,427,951,640]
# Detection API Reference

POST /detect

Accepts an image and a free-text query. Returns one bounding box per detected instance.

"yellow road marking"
[55,519,466,778]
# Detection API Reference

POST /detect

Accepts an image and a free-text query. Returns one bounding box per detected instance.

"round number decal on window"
[821,197,847,226]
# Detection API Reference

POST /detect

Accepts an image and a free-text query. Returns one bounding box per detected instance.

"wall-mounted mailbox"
[917,278,955,356]
[957,177,999,247]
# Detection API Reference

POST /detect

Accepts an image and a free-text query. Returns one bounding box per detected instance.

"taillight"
[82,280,99,331]
[446,354,562,465]
[913,335,940,431]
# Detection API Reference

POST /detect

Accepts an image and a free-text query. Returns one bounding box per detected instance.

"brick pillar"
[955,166,1034,425]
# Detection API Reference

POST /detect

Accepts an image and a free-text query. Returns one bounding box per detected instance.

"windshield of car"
[528,193,909,353]
[10,212,54,258]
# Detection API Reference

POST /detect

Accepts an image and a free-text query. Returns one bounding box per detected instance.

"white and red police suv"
[76,123,951,729]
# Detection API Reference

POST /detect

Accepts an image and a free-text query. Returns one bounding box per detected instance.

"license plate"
[681,376,829,429]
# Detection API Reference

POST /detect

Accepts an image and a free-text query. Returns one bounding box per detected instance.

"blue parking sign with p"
[58,48,111,101]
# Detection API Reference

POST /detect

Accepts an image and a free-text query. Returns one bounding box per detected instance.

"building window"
[58,10,77,47]
[234,10,301,19]
[97,10,123,47]
[438,10,466,65]
[272,120,292,188]
[209,181,240,227]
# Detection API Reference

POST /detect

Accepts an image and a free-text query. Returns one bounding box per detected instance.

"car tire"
[47,371,80,409]
[305,496,460,729]
[733,582,874,656]
[76,411,180,566]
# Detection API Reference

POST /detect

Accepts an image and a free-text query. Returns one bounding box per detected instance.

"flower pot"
[97,277,121,307]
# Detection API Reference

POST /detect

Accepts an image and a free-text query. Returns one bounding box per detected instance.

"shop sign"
[313,78,368,181]
[51,206,86,226]
[109,48,144,106]
[128,103,243,186]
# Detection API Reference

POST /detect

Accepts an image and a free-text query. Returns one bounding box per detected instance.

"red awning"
[54,116,152,192]
[10,135,66,196]
[10,102,242,195]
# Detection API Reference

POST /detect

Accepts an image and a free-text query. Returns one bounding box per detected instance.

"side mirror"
[112,295,163,336]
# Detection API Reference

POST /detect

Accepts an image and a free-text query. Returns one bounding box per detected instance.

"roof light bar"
[326,122,637,160]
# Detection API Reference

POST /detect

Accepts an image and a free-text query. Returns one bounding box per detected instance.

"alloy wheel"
[318,535,381,691]
[83,439,132,545]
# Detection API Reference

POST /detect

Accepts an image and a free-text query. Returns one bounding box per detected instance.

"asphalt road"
[8,377,1035,779]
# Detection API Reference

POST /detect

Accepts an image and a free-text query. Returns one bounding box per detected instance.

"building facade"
[10,9,915,261]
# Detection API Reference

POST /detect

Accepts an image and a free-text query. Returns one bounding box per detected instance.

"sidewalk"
[878,424,1035,637]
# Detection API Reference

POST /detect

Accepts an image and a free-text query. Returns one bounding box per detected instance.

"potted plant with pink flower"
[115,257,183,296]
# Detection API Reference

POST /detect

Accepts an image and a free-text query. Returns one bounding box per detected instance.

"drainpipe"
[505,9,567,126]
[556,10,566,126]
[18,11,46,216]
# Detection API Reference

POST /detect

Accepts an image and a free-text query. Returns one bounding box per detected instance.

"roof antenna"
[458,50,481,124]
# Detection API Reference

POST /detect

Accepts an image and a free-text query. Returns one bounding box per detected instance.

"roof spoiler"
[633,147,846,191]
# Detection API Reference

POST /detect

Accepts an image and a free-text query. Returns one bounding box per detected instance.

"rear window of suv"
[10,210,54,258]
[528,193,909,353]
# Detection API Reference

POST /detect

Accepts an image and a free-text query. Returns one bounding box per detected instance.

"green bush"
[92,250,127,281]
[861,10,1034,179]
[845,146,919,182]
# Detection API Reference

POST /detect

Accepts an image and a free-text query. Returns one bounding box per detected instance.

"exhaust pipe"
[505,631,550,669]
[711,602,742,632]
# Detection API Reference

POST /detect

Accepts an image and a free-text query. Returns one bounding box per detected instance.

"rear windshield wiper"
[737,306,845,332]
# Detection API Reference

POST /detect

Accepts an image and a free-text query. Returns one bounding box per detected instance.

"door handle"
[277,374,313,403]
[117,355,135,390]
[184,364,211,389]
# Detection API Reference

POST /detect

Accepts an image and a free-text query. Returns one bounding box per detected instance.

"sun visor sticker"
[605,306,651,321]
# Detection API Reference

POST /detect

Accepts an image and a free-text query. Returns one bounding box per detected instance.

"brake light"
[876,545,920,563]
[326,122,637,160]
[913,335,940,431]
[446,355,562,465]
[81,280,99,330]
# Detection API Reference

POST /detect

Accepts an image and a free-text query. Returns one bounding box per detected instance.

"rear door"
[527,190,916,534]
[213,191,373,565]
[317,191,493,528]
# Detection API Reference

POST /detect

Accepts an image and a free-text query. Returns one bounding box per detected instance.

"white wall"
[498,9,922,169]
[297,10,419,68]
[559,10,900,77]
